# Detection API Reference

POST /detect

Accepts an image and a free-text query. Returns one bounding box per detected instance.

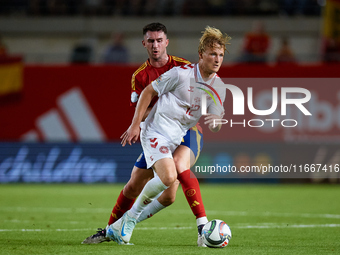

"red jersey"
[244,33,270,54]
[130,55,190,107]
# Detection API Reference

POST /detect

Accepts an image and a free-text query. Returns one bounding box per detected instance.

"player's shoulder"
[214,74,225,86]
[174,63,195,74]
[131,61,148,90]
[170,55,191,65]
[132,61,148,78]
[170,63,195,84]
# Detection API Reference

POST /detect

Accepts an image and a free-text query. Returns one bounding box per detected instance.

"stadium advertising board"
[0,142,141,183]
[1,142,338,183]
[0,65,339,142]
[0,65,339,183]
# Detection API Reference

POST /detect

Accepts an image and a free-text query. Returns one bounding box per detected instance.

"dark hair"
[143,23,167,35]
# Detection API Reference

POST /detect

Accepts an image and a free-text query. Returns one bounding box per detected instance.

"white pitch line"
[1,207,340,219]
[236,224,340,229]
[205,210,340,219]
[4,219,82,224]
[1,224,340,232]
[0,207,108,213]
[0,228,94,232]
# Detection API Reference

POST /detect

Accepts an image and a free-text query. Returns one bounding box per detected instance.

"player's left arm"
[205,82,226,132]
[204,112,224,132]
[121,84,158,146]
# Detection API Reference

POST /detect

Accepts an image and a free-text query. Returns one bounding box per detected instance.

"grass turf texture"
[0,184,339,255]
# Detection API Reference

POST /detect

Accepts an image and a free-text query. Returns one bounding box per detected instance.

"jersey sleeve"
[130,72,144,107]
[151,67,179,96]
[207,80,226,117]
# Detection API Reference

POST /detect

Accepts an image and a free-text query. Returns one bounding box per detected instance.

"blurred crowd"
[67,20,340,65]
[0,0,322,16]
[1,0,337,65]
[232,20,340,64]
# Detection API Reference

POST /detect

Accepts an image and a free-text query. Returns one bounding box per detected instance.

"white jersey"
[141,63,225,146]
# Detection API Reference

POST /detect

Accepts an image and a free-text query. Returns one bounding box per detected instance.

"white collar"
[195,63,216,86]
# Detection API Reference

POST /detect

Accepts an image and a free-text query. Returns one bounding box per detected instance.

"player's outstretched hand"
[120,125,140,146]
[204,113,223,132]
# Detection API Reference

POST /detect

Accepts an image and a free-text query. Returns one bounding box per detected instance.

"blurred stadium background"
[0,0,340,185]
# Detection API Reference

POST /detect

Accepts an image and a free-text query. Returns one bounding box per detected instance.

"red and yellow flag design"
[0,56,23,97]
[323,0,340,40]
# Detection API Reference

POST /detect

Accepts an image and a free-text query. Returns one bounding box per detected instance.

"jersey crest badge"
[159,146,169,154]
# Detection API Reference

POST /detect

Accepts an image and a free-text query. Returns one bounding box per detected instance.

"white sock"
[196,216,208,227]
[137,199,166,223]
[128,175,168,219]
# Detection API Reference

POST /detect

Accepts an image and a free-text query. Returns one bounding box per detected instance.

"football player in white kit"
[107,26,231,245]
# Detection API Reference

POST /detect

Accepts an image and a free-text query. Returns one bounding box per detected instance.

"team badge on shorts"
[159,146,169,154]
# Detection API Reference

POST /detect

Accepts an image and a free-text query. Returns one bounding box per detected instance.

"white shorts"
[140,131,178,169]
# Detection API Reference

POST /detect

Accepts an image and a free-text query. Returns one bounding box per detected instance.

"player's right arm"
[142,107,152,121]
[122,67,179,146]
[121,84,158,146]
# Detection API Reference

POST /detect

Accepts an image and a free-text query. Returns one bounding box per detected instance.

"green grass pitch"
[1,183,339,254]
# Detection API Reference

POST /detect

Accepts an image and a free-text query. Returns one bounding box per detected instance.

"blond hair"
[198,26,231,54]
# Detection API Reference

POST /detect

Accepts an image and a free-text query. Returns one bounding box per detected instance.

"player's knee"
[161,174,177,187]
[173,156,190,173]
[158,193,176,206]
[123,182,142,199]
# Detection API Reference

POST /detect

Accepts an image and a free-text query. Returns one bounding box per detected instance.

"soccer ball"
[202,219,232,248]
